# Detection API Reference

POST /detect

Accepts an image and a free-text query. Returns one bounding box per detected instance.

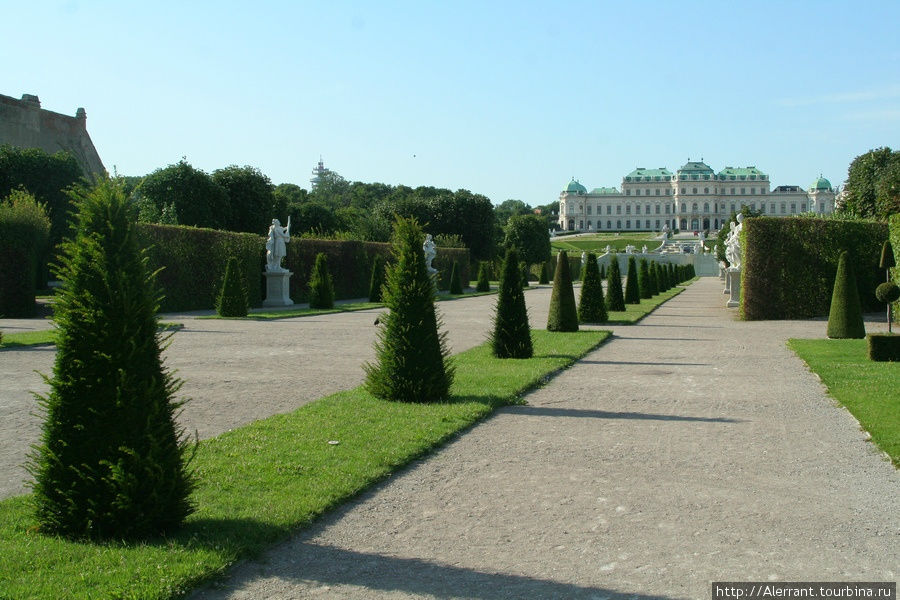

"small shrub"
[547,251,578,332]
[308,252,335,309]
[826,251,865,339]
[368,254,385,302]
[876,281,900,304]
[365,216,453,402]
[867,333,900,361]
[449,261,463,294]
[215,256,249,317]
[476,261,491,292]
[624,256,640,304]
[538,261,550,284]
[490,248,532,358]
[0,190,51,317]
[578,252,607,323]
[606,257,625,311]
[638,259,653,299]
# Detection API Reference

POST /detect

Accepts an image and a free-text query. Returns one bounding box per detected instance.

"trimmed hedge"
[742,217,889,320]
[0,190,51,317]
[136,224,468,312]
[867,333,900,361]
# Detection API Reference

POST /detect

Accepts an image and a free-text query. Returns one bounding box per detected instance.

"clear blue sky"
[3,1,899,207]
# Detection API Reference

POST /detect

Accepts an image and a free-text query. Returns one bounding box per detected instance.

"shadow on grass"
[510,405,742,423]
[193,541,678,600]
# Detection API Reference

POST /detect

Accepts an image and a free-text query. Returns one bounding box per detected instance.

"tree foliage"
[0,189,51,316]
[449,261,463,294]
[624,256,641,304]
[841,147,900,220]
[606,257,626,311]
[136,160,229,229]
[216,256,249,317]
[368,254,386,302]
[212,165,274,234]
[578,252,607,323]
[504,214,551,267]
[308,252,335,309]
[28,179,194,540]
[490,248,533,358]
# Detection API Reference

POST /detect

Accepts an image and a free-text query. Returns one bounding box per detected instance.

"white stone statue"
[604,244,611,254]
[423,234,437,276]
[581,251,586,266]
[641,245,648,254]
[265,217,291,272]
[625,244,636,254]
[725,213,744,269]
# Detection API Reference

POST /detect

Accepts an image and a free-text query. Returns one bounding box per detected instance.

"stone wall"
[0,92,105,176]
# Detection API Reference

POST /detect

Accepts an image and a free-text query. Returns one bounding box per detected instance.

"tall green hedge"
[742,217,889,320]
[0,190,51,317]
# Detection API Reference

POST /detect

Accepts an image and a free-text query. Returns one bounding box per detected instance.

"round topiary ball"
[875,281,900,304]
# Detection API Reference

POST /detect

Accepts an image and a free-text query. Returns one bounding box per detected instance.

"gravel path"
[188,278,898,600]
[0,289,552,499]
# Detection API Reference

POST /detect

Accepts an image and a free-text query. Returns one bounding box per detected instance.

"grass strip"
[788,338,899,467]
[0,323,182,349]
[200,301,383,321]
[604,283,687,324]
[0,329,608,599]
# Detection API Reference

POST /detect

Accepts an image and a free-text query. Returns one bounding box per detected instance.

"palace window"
[750,187,755,194]
[579,220,583,229]
[680,203,686,212]
[626,205,631,214]
[655,220,660,229]
[750,203,755,210]
[703,202,709,212]
[645,189,650,196]
[780,203,786,214]
[730,203,736,213]
[820,202,825,212]
[704,187,709,194]
[680,188,686,194]
[626,220,631,229]
[760,204,766,214]
[645,220,650,229]
[655,204,660,214]
[665,189,671,195]
[587,205,592,215]
[692,203,698,212]
[801,203,806,212]
[587,221,592,229]
[607,205,611,214]
[635,189,640,196]
[645,204,650,214]
[731,188,735,194]
[770,203,775,213]
[664,204,670,214]
[617,220,622,229]
[740,188,745,194]
[616,205,622,214]
[626,189,631,195]
[655,189,660,195]
[693,187,698,194]
[791,203,796,214]
[635,205,641,214]
[607,220,612,229]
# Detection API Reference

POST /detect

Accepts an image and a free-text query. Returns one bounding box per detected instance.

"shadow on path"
[579,360,710,367]
[512,405,742,423]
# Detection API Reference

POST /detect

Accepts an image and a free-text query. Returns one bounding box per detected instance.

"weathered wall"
[0,93,105,176]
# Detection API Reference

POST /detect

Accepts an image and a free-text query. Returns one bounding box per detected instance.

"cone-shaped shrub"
[449,261,463,294]
[490,248,533,358]
[538,261,550,284]
[578,252,608,323]
[520,262,530,288]
[365,216,453,402]
[606,257,626,311]
[624,256,641,304]
[368,254,385,302]
[308,252,335,309]
[653,262,665,293]
[638,259,653,299]
[28,180,194,540]
[668,263,676,286]
[476,261,491,292]
[216,256,249,317]
[880,240,896,281]
[826,251,865,339]
[599,264,606,281]
[547,251,578,331]
[650,262,661,296]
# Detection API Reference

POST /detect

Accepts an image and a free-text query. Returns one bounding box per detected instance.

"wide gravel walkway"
[187,278,898,600]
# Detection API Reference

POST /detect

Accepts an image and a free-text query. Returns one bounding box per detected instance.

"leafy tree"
[490,248,532,358]
[826,251,865,339]
[874,151,900,220]
[365,216,453,402]
[212,165,274,234]
[136,160,229,229]
[606,257,626,311]
[289,201,338,236]
[578,252,607,323]
[449,261,463,294]
[841,147,895,219]
[28,179,194,540]
[624,256,641,304]
[216,256,249,317]
[504,214,551,268]
[0,190,51,316]
[273,183,308,222]
[308,252,335,309]
[494,199,533,227]
[368,254,386,302]
[476,261,491,292]
[310,168,351,207]
[547,251,578,332]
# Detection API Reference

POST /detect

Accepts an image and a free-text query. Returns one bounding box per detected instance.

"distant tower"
[310,156,331,189]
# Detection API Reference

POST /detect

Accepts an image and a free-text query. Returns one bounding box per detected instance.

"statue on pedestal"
[266,217,291,272]
[725,214,743,270]
[423,234,437,276]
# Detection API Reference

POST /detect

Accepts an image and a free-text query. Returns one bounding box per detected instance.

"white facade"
[558,161,836,232]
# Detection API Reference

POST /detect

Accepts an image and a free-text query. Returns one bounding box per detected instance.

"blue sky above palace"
[2,1,898,208]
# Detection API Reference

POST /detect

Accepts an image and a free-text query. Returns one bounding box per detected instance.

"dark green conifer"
[624,256,641,304]
[28,180,194,540]
[578,252,608,323]
[308,252,335,309]
[880,240,896,282]
[826,251,866,339]
[216,256,249,317]
[476,261,491,292]
[449,261,463,294]
[368,254,386,302]
[547,250,578,331]
[538,261,550,284]
[606,257,626,311]
[365,216,453,402]
[491,248,533,358]
[637,259,653,299]
[649,261,660,296]
[599,264,606,280]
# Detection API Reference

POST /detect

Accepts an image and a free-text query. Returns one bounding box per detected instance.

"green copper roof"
[624,167,674,182]
[809,175,832,191]
[564,179,587,193]
[590,186,621,195]
[676,161,714,175]
[716,166,767,181]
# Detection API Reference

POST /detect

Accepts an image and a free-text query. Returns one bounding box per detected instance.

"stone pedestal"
[726,268,741,308]
[263,270,293,307]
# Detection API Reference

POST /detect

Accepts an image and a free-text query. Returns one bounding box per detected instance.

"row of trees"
[839,147,900,221]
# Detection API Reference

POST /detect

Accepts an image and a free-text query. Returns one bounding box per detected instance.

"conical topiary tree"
[606,257,625,311]
[365,216,454,402]
[538,261,550,284]
[28,179,194,540]
[547,250,578,331]
[649,261,660,296]
[449,261,463,294]
[368,254,386,302]
[826,251,866,339]
[476,261,491,292]
[653,262,665,293]
[880,240,895,282]
[491,248,532,358]
[308,252,334,309]
[578,252,608,323]
[624,256,641,304]
[638,259,653,299]
[599,264,606,281]
[216,256,249,317]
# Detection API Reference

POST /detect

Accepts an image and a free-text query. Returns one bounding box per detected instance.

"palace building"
[558,160,836,232]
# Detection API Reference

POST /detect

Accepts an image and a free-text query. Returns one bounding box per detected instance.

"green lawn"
[0,323,182,349]
[202,301,383,320]
[604,284,687,324]
[552,234,658,254]
[788,338,899,467]
[0,329,609,600]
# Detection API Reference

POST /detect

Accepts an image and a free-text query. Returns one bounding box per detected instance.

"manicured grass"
[0,329,609,599]
[0,323,182,349]
[552,234,657,254]
[788,338,899,467]
[203,301,383,320]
